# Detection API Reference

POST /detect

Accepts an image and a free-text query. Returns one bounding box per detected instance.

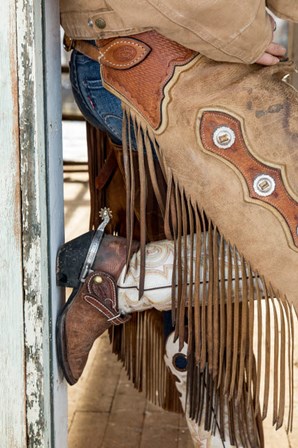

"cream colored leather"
[117,236,261,314]
[148,58,298,312]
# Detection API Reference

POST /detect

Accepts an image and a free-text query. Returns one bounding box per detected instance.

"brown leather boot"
[57,234,139,385]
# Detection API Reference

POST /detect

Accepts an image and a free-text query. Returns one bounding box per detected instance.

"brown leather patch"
[101,31,197,130]
[99,38,151,70]
[200,111,298,248]
[84,271,130,325]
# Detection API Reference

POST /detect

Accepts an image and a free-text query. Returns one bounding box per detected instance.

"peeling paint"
[1,0,65,446]
[16,0,52,446]
[0,2,26,447]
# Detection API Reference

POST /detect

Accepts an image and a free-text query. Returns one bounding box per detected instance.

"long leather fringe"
[109,310,183,413]
[121,104,295,444]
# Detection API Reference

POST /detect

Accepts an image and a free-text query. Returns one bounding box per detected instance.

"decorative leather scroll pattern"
[200,111,298,248]
[84,271,130,325]
[101,31,197,129]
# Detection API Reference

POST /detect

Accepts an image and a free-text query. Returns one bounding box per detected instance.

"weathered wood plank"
[43,0,68,444]
[77,335,123,414]
[102,368,147,448]
[178,415,194,448]
[0,1,26,447]
[140,402,180,448]
[68,411,109,448]
[15,0,66,445]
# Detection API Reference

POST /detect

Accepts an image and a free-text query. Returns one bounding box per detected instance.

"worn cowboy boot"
[56,230,139,385]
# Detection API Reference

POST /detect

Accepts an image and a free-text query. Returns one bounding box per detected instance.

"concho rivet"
[172,353,188,372]
[218,133,230,144]
[94,275,103,284]
[253,174,276,197]
[259,180,270,191]
[213,126,235,149]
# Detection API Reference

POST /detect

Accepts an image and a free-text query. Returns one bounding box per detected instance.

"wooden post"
[0,1,26,446]
[0,0,67,446]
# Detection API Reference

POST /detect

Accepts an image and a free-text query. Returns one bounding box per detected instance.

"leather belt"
[63,33,151,70]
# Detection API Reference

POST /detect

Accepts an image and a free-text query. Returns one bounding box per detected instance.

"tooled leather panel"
[200,111,298,248]
[101,30,197,130]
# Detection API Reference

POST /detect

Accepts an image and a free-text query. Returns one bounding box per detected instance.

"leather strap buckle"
[63,33,74,52]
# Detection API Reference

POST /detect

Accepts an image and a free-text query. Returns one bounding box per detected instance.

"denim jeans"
[69,49,123,145]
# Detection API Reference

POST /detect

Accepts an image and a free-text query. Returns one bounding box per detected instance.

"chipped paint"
[0,1,26,447]
[1,0,65,446]
[16,0,52,446]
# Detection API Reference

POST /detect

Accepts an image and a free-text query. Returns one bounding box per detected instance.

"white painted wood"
[15,0,67,445]
[43,0,68,445]
[0,0,67,446]
[0,2,27,447]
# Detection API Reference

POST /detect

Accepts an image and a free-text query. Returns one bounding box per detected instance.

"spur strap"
[82,270,130,325]
[79,207,111,282]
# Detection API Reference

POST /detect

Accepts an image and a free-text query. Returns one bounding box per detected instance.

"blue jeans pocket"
[69,50,138,148]
[83,79,124,142]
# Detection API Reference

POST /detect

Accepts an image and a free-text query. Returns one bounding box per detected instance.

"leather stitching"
[99,40,148,67]
[200,110,298,248]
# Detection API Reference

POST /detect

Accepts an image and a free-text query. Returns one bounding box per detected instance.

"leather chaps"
[78,30,298,446]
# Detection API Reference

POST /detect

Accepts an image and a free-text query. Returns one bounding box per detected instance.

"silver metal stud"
[87,18,94,27]
[253,174,276,197]
[213,126,235,149]
[172,353,188,372]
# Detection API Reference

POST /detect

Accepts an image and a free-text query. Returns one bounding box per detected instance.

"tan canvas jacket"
[60,0,298,64]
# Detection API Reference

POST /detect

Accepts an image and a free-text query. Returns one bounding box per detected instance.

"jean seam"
[103,115,123,139]
[83,84,122,133]
[69,50,124,145]
[70,52,99,120]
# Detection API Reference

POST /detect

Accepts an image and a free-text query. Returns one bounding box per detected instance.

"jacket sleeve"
[144,0,273,63]
[267,0,298,21]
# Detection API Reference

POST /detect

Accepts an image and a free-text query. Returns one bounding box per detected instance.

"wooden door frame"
[0,0,67,446]
[1,3,298,446]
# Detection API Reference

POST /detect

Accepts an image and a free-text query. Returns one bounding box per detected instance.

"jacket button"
[95,18,106,29]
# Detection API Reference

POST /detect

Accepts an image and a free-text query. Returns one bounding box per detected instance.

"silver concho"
[213,126,235,149]
[253,174,276,197]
